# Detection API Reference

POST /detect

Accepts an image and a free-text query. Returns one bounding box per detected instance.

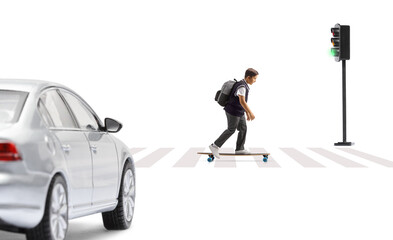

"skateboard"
[197,152,270,163]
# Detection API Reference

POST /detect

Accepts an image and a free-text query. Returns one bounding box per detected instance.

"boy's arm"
[239,95,255,121]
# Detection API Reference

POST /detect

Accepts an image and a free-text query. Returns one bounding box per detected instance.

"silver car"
[0,79,135,240]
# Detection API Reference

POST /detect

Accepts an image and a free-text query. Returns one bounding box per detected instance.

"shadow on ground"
[0,219,129,240]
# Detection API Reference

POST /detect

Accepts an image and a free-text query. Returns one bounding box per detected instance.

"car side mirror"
[105,118,123,133]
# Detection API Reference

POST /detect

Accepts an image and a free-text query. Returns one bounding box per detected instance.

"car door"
[38,89,93,210]
[59,90,119,206]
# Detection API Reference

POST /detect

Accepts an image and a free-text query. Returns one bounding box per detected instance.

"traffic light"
[331,23,354,146]
[330,23,350,62]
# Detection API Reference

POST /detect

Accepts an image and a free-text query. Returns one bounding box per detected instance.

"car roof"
[0,79,103,126]
[0,79,67,93]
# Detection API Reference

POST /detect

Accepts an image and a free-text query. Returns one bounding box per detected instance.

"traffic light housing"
[330,23,350,62]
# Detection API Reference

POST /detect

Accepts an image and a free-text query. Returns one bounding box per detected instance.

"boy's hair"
[245,68,259,78]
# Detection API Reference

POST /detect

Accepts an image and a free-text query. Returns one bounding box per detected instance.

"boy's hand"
[239,96,255,121]
[249,112,255,121]
[246,112,255,121]
[250,112,255,120]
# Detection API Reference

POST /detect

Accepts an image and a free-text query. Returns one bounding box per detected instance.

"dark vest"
[224,80,249,117]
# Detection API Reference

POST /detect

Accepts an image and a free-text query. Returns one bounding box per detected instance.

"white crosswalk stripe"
[336,148,393,168]
[130,147,393,168]
[280,148,324,168]
[309,148,365,168]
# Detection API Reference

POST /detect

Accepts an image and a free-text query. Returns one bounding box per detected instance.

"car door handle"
[62,144,71,153]
[90,145,98,153]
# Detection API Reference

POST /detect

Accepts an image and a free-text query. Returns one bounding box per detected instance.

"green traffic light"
[331,48,339,57]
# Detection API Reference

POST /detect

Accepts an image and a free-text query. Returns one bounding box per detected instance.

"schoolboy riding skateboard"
[209,68,258,159]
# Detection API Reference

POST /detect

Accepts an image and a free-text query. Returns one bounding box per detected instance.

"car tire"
[26,175,68,240]
[102,161,135,230]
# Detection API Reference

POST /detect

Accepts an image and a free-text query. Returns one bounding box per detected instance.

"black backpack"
[215,79,238,106]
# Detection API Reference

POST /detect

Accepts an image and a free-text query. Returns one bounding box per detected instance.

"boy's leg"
[235,115,247,151]
[214,112,240,148]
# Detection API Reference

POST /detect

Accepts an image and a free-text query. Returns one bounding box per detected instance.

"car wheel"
[26,175,68,240]
[102,161,135,230]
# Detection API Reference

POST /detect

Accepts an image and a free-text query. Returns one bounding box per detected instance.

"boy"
[209,68,258,159]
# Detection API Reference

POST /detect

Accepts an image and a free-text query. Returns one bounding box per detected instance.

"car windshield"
[0,90,29,124]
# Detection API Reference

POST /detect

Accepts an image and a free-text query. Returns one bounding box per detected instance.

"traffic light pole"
[335,60,354,146]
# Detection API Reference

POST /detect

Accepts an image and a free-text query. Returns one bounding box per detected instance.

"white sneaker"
[209,144,220,159]
[235,149,251,155]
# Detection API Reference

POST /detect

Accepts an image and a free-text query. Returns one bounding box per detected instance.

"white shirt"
[235,80,250,97]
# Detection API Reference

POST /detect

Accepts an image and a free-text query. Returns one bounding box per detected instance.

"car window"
[0,90,28,124]
[60,91,99,131]
[39,90,76,129]
[38,99,55,127]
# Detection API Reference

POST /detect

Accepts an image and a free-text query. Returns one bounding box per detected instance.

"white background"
[1,0,392,150]
[1,1,393,240]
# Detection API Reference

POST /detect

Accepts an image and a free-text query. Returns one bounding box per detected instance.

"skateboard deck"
[197,152,270,163]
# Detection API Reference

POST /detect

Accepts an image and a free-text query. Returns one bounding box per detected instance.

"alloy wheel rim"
[50,183,68,240]
[122,169,135,222]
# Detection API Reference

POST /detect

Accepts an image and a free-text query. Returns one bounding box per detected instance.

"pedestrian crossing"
[131,147,393,168]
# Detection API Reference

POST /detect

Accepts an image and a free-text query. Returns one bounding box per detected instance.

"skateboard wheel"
[207,155,215,162]
[263,156,268,162]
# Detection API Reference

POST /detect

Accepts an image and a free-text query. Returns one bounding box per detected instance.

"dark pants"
[214,111,247,151]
